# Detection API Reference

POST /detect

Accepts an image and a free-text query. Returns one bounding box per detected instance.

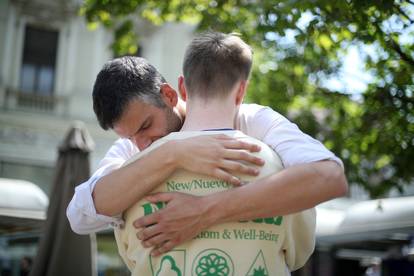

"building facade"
[0,0,195,274]
[0,0,194,196]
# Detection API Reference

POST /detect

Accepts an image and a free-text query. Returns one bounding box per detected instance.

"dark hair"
[92,56,166,130]
[183,31,253,99]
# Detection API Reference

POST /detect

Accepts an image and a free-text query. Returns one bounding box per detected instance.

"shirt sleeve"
[66,138,137,234]
[248,106,343,169]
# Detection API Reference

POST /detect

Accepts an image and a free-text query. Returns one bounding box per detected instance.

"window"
[19,26,58,96]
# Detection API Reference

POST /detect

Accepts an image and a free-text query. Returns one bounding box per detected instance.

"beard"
[164,106,183,134]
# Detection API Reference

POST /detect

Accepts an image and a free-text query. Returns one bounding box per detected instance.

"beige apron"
[115,130,315,276]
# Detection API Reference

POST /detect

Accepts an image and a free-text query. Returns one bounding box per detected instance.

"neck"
[181,98,237,131]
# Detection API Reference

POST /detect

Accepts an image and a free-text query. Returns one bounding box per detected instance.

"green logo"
[239,216,283,226]
[150,250,186,276]
[156,255,182,276]
[142,201,166,216]
[192,249,234,276]
[251,267,267,276]
[245,250,269,276]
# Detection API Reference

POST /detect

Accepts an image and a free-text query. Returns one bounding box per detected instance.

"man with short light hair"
[182,32,253,99]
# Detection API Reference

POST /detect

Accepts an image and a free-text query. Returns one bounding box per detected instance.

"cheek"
[149,119,168,137]
[157,115,170,134]
[160,121,170,136]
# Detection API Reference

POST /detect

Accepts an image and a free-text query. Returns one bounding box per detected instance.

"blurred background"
[0,0,413,275]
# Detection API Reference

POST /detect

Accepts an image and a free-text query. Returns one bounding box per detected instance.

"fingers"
[134,213,159,228]
[136,224,179,256]
[140,232,169,248]
[139,229,175,256]
[145,192,175,203]
[219,160,260,177]
[223,149,264,166]
[136,223,163,241]
[209,134,261,152]
[218,137,262,153]
[151,240,177,257]
[211,168,241,186]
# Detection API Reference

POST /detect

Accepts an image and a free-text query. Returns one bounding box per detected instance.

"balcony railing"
[3,88,68,114]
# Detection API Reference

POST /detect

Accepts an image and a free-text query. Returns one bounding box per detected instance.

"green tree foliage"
[82,0,414,198]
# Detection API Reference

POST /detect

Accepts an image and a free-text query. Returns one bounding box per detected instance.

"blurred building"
[0,0,194,196]
[0,0,193,275]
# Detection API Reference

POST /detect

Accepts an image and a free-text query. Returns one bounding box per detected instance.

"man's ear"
[160,83,179,107]
[235,80,247,106]
[178,75,188,101]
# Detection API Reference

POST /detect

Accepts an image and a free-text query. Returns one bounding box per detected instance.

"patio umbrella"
[29,121,96,276]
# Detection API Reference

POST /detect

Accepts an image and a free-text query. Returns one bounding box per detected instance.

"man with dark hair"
[114,31,316,276]
[93,56,169,130]
[92,57,182,150]
[67,32,347,257]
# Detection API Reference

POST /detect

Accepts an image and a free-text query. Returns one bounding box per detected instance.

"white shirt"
[67,104,342,234]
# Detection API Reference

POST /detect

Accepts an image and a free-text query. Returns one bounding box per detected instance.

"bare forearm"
[205,160,348,224]
[93,142,177,216]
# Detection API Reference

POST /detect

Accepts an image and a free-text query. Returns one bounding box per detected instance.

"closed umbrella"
[30,121,96,276]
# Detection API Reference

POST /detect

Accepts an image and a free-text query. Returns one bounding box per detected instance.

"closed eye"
[140,120,151,131]
[126,117,152,140]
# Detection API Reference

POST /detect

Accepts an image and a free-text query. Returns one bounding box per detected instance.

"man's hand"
[133,192,213,256]
[172,134,264,185]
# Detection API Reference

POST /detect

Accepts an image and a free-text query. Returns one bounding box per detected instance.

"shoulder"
[238,105,342,168]
[238,103,285,122]
[233,131,284,176]
[237,103,287,139]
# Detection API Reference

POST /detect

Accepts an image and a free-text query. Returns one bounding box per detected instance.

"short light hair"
[183,31,253,99]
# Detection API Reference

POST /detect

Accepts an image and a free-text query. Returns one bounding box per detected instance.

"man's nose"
[134,136,152,151]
